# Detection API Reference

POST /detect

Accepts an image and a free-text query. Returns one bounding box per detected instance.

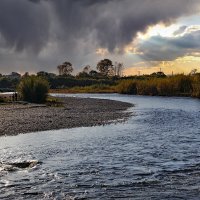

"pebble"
[0,97,133,136]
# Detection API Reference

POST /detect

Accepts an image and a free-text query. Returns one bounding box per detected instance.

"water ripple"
[0,94,200,199]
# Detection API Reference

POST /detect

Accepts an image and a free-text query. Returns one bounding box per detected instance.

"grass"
[50,74,200,99]
[45,96,63,107]
[0,94,11,103]
[50,84,117,94]
[117,74,200,98]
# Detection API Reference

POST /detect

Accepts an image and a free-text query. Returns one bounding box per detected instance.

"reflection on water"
[0,94,200,199]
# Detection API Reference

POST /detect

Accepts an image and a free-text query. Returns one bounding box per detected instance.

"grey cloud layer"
[50,0,200,52]
[138,29,200,61]
[0,0,199,72]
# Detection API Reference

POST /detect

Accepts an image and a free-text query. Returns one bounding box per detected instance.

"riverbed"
[0,94,200,199]
[0,96,132,136]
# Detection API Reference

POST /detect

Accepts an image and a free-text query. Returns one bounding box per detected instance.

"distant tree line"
[0,58,200,99]
[0,59,123,91]
[56,59,124,77]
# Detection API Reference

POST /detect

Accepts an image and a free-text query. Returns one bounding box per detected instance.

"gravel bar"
[0,97,133,136]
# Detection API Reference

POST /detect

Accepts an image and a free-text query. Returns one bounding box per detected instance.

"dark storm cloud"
[1,0,199,53]
[50,0,200,52]
[0,0,50,53]
[0,0,200,73]
[138,29,200,61]
[28,0,41,3]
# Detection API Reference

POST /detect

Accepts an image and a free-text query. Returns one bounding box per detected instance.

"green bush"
[17,76,49,103]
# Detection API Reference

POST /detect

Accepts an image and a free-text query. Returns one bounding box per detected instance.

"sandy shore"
[0,97,133,136]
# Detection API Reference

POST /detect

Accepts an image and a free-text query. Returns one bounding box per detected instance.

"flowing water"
[0,94,200,199]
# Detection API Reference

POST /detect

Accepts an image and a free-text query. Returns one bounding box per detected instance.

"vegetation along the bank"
[117,74,200,98]
[17,76,49,103]
[0,58,200,99]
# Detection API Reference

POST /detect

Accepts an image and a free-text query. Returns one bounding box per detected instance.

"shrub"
[136,80,158,96]
[117,74,198,97]
[192,74,200,98]
[0,97,6,103]
[117,80,137,94]
[172,75,192,94]
[17,76,49,103]
[157,79,176,96]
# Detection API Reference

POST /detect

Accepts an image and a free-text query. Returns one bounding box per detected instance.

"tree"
[37,71,49,77]
[114,62,124,77]
[97,59,113,76]
[89,70,98,77]
[9,72,21,79]
[22,72,29,78]
[57,65,63,76]
[76,65,91,78]
[37,71,56,79]
[151,72,166,77]
[189,69,197,76]
[83,65,91,74]
[57,61,73,76]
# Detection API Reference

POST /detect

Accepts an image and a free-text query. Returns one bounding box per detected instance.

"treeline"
[1,71,200,99]
[45,76,118,89]
[0,77,20,92]
[0,57,200,99]
[0,75,118,92]
[0,58,121,91]
[117,74,200,98]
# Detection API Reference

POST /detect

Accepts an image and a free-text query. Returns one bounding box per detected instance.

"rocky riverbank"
[0,97,133,136]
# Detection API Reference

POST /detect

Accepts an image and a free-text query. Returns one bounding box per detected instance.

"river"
[0,94,200,199]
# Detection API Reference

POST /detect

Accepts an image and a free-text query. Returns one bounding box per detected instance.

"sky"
[0,0,200,75]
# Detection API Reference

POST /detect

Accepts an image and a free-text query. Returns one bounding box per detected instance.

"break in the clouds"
[0,0,200,73]
[137,26,200,61]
